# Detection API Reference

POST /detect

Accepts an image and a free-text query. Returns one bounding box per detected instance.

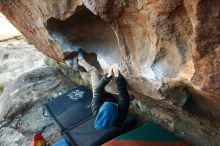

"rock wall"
[0,0,220,146]
[0,67,76,145]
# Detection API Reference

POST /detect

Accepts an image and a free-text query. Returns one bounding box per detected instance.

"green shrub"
[44,57,58,66]
[0,84,4,93]
[5,42,13,49]
[44,58,50,66]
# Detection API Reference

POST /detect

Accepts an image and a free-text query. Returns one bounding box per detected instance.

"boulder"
[0,0,220,145]
[0,67,75,121]
[0,37,45,87]
[0,67,76,146]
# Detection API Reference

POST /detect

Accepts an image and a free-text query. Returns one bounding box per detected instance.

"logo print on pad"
[68,90,85,100]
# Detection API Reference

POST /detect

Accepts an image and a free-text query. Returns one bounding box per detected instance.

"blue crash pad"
[52,138,69,146]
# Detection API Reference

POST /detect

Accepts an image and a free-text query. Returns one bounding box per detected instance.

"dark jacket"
[91,73,130,126]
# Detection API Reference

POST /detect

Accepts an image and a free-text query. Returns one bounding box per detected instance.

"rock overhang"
[0,0,220,145]
[45,6,121,70]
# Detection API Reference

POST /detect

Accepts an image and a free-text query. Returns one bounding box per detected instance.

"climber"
[66,48,130,130]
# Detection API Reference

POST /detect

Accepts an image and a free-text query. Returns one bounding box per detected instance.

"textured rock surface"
[130,92,220,146]
[0,0,220,146]
[0,67,76,146]
[0,67,75,121]
[0,37,45,88]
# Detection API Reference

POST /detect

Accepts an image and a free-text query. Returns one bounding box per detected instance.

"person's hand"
[112,64,120,77]
[107,65,113,77]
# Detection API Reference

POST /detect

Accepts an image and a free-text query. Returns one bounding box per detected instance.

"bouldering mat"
[45,85,93,131]
[45,85,137,146]
[63,115,136,146]
[103,121,189,146]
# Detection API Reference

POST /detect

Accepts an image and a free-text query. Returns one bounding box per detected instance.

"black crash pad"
[45,85,136,146]
[63,115,136,146]
[45,85,93,131]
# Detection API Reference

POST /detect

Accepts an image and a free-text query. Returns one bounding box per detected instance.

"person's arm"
[91,74,112,116]
[115,73,130,125]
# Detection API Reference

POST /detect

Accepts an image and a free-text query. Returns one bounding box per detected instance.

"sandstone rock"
[0,67,76,146]
[0,127,28,146]
[0,37,45,87]
[0,105,61,146]
[0,67,75,121]
[0,0,189,98]
[184,0,220,101]
[130,93,220,146]
[0,0,220,146]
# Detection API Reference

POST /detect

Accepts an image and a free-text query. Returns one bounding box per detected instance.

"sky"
[0,12,21,39]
